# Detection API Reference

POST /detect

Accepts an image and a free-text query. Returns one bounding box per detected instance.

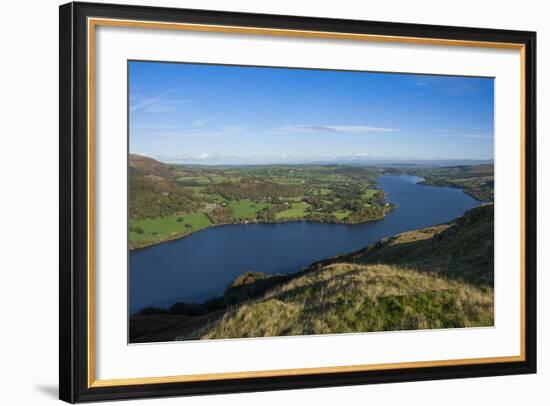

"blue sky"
[129,61,494,164]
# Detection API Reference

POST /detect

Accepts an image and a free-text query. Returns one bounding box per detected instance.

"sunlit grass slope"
[197,204,494,339]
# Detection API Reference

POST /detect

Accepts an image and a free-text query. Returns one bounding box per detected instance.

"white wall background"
[0,0,546,404]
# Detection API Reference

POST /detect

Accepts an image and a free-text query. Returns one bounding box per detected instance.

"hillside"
[355,202,494,285]
[130,204,494,342]
[129,154,175,177]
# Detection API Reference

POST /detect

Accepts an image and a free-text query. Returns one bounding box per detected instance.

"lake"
[129,175,480,313]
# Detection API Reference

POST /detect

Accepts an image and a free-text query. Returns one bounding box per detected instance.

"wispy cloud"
[442,133,493,139]
[130,89,192,113]
[414,80,429,87]
[132,122,178,130]
[130,89,173,112]
[277,124,398,134]
[193,118,213,127]
[411,76,489,96]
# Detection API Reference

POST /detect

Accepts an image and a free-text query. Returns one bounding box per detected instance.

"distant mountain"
[305,159,494,167]
[152,153,494,167]
[129,154,174,177]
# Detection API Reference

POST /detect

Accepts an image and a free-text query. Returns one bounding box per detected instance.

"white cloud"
[196,152,213,160]
[415,80,429,87]
[130,89,192,113]
[278,124,398,134]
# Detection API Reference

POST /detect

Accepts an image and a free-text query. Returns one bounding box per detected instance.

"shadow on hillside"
[355,204,494,286]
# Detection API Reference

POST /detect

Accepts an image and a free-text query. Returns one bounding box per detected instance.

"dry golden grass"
[201,263,494,339]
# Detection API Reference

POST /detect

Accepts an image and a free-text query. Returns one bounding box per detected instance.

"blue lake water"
[129,175,480,313]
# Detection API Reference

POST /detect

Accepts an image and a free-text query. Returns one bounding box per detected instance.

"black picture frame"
[60,1,537,403]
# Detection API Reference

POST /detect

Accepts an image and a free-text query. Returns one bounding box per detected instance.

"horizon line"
[130,153,494,166]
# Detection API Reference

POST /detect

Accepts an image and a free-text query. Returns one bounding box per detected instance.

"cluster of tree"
[302,204,390,224]
[206,179,301,201]
[332,166,380,184]
[304,212,338,223]
[304,188,385,214]
[346,205,390,223]
[256,204,287,221]
[130,226,145,234]
[205,206,233,224]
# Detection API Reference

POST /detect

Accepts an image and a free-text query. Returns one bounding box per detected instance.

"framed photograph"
[59,2,537,403]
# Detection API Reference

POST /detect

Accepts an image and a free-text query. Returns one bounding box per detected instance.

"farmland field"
[129,213,212,244]
[228,200,271,220]
[274,202,310,220]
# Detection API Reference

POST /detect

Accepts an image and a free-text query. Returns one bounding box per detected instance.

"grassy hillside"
[129,156,199,220]
[201,263,493,339]
[199,205,494,339]
[130,204,494,342]
[355,203,494,285]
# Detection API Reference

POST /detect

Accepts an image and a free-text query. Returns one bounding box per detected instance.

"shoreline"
[129,205,396,252]
[130,175,400,252]
[416,179,492,203]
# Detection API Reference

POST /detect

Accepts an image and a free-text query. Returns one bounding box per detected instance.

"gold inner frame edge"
[87,17,527,388]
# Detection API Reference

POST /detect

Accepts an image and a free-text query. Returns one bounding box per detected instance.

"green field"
[228,200,271,220]
[274,202,310,220]
[334,210,352,220]
[129,212,212,246]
